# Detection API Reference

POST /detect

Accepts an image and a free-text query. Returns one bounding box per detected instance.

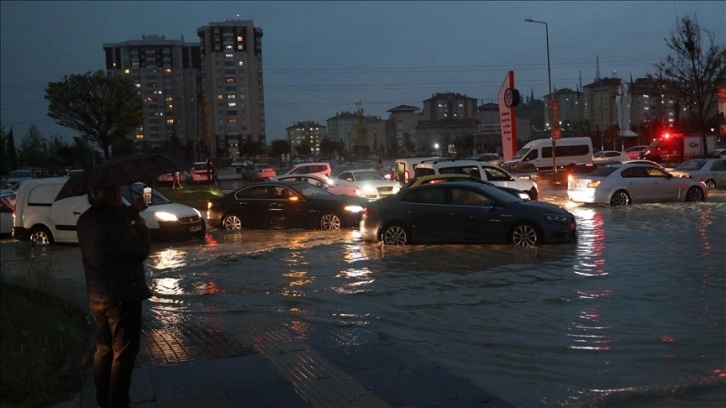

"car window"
[355,171,382,181]
[338,171,353,181]
[483,167,509,181]
[297,184,332,197]
[452,188,490,206]
[620,167,649,178]
[589,167,619,177]
[401,187,447,204]
[237,186,269,199]
[675,160,706,171]
[440,166,480,178]
[711,160,726,171]
[644,167,669,177]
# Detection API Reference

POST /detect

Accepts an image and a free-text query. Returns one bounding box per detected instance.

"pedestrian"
[172,171,182,189]
[77,184,152,408]
[211,163,221,187]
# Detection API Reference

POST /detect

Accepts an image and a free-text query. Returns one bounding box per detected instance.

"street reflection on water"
[1,190,724,407]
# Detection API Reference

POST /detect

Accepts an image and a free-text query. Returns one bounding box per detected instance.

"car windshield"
[121,183,172,206]
[675,160,706,171]
[354,170,384,181]
[511,147,531,160]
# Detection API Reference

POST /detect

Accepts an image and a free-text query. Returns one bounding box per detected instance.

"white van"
[391,157,439,183]
[13,178,206,246]
[503,137,594,171]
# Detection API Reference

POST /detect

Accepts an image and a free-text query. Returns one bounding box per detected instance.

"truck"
[641,133,717,166]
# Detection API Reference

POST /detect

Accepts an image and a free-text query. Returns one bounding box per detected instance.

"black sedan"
[206,181,369,231]
[359,181,577,246]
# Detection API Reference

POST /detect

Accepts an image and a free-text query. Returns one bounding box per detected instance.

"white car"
[624,145,650,159]
[669,158,726,189]
[0,191,15,235]
[272,174,338,191]
[327,169,401,200]
[567,162,708,206]
[593,150,631,162]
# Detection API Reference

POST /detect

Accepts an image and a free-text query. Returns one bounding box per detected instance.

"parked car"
[13,178,205,245]
[709,148,726,158]
[359,181,577,246]
[190,162,215,183]
[567,163,708,206]
[549,162,607,186]
[391,157,439,183]
[624,145,651,160]
[0,190,16,235]
[281,162,332,179]
[594,150,631,162]
[206,181,368,231]
[4,169,34,189]
[327,169,401,200]
[470,153,503,165]
[401,174,531,200]
[271,174,336,191]
[413,159,540,200]
[251,163,277,181]
[669,158,726,189]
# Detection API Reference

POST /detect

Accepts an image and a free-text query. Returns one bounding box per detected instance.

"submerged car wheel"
[610,190,631,206]
[685,186,704,202]
[381,224,410,245]
[320,213,342,230]
[222,214,242,230]
[705,179,716,189]
[510,223,539,246]
[30,226,53,246]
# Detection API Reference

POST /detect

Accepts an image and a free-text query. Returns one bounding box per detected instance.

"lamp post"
[525,18,556,173]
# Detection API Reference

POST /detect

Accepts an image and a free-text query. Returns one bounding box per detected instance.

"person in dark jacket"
[77,184,152,408]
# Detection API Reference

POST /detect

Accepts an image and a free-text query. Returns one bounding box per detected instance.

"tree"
[18,126,47,168]
[319,138,339,159]
[45,70,144,159]
[270,140,290,159]
[655,15,726,149]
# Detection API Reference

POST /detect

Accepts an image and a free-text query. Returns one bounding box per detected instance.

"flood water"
[1,187,725,407]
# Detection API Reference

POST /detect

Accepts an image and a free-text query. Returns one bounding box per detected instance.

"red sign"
[497,71,518,160]
[550,100,561,139]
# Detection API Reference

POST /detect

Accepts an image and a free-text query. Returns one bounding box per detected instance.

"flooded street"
[2,187,725,407]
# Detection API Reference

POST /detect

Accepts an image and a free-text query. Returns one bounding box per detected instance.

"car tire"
[610,190,631,206]
[320,213,342,230]
[381,224,410,245]
[30,226,53,246]
[685,186,705,202]
[222,214,242,230]
[510,223,539,246]
[705,179,716,189]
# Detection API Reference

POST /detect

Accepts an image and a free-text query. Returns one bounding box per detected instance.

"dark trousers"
[90,300,142,408]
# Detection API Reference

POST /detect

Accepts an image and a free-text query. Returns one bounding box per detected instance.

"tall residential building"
[385,105,420,156]
[544,88,584,130]
[287,121,326,157]
[326,112,359,151]
[197,19,265,159]
[103,34,201,155]
[417,92,479,155]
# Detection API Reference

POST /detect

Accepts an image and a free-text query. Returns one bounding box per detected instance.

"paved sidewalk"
[56,325,515,408]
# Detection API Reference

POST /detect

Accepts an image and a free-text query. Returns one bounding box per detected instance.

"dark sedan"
[206,181,368,231]
[360,181,577,246]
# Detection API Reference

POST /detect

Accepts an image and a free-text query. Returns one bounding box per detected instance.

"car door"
[333,171,358,196]
[398,187,452,242]
[449,187,502,242]
[706,160,726,187]
[268,185,305,228]
[235,185,273,228]
[643,166,684,201]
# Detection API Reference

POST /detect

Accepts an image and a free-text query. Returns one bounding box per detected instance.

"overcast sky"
[1,1,724,143]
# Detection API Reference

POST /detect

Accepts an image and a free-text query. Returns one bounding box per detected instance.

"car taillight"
[361,208,370,216]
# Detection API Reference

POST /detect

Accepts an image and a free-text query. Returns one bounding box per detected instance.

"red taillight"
[362,208,370,216]
[404,170,410,182]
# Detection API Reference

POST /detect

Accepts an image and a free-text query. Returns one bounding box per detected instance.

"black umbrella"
[55,153,194,201]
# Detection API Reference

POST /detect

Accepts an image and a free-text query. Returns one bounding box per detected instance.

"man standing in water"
[77,184,152,408]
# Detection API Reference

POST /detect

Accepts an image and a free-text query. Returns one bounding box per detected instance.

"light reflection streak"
[334,268,375,294]
[283,270,314,287]
[149,248,187,270]
[696,206,711,250]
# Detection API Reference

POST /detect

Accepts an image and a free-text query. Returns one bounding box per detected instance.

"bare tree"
[655,15,726,150]
[45,70,144,159]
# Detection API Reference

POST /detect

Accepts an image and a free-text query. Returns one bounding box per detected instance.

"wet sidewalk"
[57,325,515,408]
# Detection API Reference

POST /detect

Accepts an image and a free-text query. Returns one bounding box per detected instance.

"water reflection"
[149,248,187,270]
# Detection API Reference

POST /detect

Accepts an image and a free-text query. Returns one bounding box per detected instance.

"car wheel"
[320,213,342,230]
[381,224,410,245]
[30,226,53,246]
[510,223,539,246]
[705,179,716,189]
[610,190,631,206]
[685,186,705,202]
[222,214,242,230]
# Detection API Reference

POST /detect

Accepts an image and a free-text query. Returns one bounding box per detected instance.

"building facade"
[197,19,265,159]
[326,112,359,152]
[416,92,479,155]
[385,105,420,156]
[286,121,326,158]
[103,34,201,155]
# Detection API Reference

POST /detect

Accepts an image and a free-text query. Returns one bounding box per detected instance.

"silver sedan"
[567,163,708,206]
[669,158,726,189]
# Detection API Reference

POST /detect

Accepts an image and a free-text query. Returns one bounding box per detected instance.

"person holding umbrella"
[76,183,152,408]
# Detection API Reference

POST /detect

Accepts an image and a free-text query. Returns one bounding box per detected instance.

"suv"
[414,159,539,200]
[282,162,332,179]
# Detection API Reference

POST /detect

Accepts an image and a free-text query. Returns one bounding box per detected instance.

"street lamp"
[525,18,556,173]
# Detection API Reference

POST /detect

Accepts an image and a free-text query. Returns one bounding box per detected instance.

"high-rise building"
[287,121,326,157]
[197,19,265,159]
[103,34,202,154]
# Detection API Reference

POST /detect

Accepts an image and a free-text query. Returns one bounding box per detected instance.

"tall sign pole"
[498,71,519,160]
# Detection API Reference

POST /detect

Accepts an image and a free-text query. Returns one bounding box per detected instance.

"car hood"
[511,200,573,216]
[352,179,399,187]
[142,202,201,217]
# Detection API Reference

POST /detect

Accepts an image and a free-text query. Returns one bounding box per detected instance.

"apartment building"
[103,34,201,153]
[384,105,419,156]
[197,19,265,159]
[416,92,479,155]
[286,121,326,157]
[326,112,359,151]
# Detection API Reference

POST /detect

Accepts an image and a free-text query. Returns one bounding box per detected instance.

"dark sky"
[1,1,724,143]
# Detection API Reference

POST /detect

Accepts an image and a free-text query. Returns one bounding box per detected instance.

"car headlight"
[392,186,401,194]
[518,192,531,200]
[153,211,178,222]
[344,205,363,213]
[545,213,569,223]
[361,185,377,195]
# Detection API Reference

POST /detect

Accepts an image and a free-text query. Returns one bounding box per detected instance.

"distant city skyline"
[1,1,724,143]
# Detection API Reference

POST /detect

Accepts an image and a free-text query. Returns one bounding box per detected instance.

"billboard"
[497,71,518,160]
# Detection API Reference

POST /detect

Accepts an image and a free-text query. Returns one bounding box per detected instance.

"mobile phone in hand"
[143,187,152,206]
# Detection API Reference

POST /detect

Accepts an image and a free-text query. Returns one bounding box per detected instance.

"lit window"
[238,61,244,66]
[124,69,130,74]
[228,118,238,124]
[166,118,174,125]
[225,77,236,83]
[225,53,234,58]
[136,134,144,140]
[164,68,172,73]
[228,102,236,107]
[237,35,243,42]
[217,94,223,100]
[227,94,236,99]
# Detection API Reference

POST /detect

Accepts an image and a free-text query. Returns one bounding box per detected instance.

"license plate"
[189,225,202,232]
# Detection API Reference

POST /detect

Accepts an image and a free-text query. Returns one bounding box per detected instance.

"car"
[470,153,503,165]
[709,148,726,158]
[401,174,531,200]
[205,181,369,231]
[281,162,332,179]
[624,145,651,159]
[550,162,607,186]
[391,157,439,183]
[65,169,85,177]
[327,168,401,200]
[622,159,667,170]
[0,191,16,235]
[359,181,577,246]
[413,159,540,200]
[594,150,631,162]
[669,158,726,189]
[12,178,206,245]
[271,174,338,192]
[190,162,215,183]
[3,169,34,189]
[567,162,708,206]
